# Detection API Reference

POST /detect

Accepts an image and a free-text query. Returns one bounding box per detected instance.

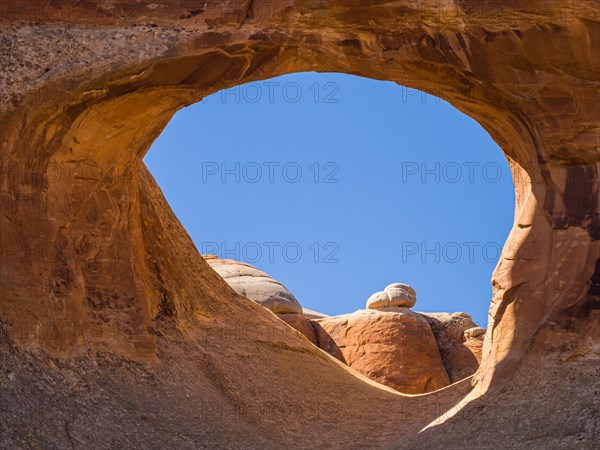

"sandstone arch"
[1,1,598,447]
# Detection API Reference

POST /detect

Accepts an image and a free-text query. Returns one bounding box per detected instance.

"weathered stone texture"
[1,1,598,447]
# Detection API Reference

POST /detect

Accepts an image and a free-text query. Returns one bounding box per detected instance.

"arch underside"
[0,1,598,447]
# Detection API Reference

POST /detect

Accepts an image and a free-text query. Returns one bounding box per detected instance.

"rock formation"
[208,269,481,393]
[302,308,329,319]
[277,313,318,345]
[314,308,450,394]
[308,284,484,393]
[420,312,484,383]
[205,256,325,346]
[367,283,417,309]
[205,256,303,314]
[1,1,598,447]
[463,327,485,367]
[205,256,319,344]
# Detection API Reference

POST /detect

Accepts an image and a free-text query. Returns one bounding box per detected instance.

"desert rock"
[206,257,303,314]
[366,283,417,309]
[277,313,318,345]
[302,308,329,319]
[464,327,486,339]
[366,291,391,309]
[463,328,486,366]
[0,1,598,447]
[420,312,484,383]
[384,283,417,308]
[314,308,450,394]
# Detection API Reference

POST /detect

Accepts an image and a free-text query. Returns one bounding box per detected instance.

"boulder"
[366,291,391,309]
[464,327,486,339]
[366,283,417,309]
[419,312,485,383]
[384,283,417,308]
[314,308,450,394]
[205,257,302,314]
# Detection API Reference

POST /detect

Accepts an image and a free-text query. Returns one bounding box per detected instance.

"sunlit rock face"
[205,256,303,314]
[312,308,485,390]
[314,308,451,394]
[1,1,599,448]
[207,259,479,393]
[277,313,318,345]
[1,0,597,386]
[367,283,417,309]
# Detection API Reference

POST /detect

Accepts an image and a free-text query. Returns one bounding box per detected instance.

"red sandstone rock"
[420,312,484,383]
[314,308,450,394]
[0,1,599,447]
[1,0,597,394]
[463,328,485,365]
[277,313,318,345]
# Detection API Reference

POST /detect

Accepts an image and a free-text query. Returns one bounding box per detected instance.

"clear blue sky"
[144,72,514,327]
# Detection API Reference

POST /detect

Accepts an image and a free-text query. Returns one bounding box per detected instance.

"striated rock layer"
[0,1,599,447]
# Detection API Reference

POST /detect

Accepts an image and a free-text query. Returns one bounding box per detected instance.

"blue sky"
[144,72,514,327]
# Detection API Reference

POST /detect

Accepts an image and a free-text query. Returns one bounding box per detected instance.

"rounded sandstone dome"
[366,291,390,309]
[384,283,416,308]
[366,283,417,309]
[205,257,303,314]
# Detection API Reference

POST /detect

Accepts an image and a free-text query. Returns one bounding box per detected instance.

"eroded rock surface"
[207,262,480,391]
[277,313,318,345]
[205,256,303,314]
[420,312,484,382]
[1,0,599,447]
[463,330,485,369]
[367,283,418,309]
[302,308,329,319]
[314,308,450,394]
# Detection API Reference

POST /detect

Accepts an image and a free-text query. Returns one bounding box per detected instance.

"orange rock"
[420,312,484,383]
[277,313,318,345]
[0,2,599,446]
[463,328,486,365]
[314,308,450,394]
